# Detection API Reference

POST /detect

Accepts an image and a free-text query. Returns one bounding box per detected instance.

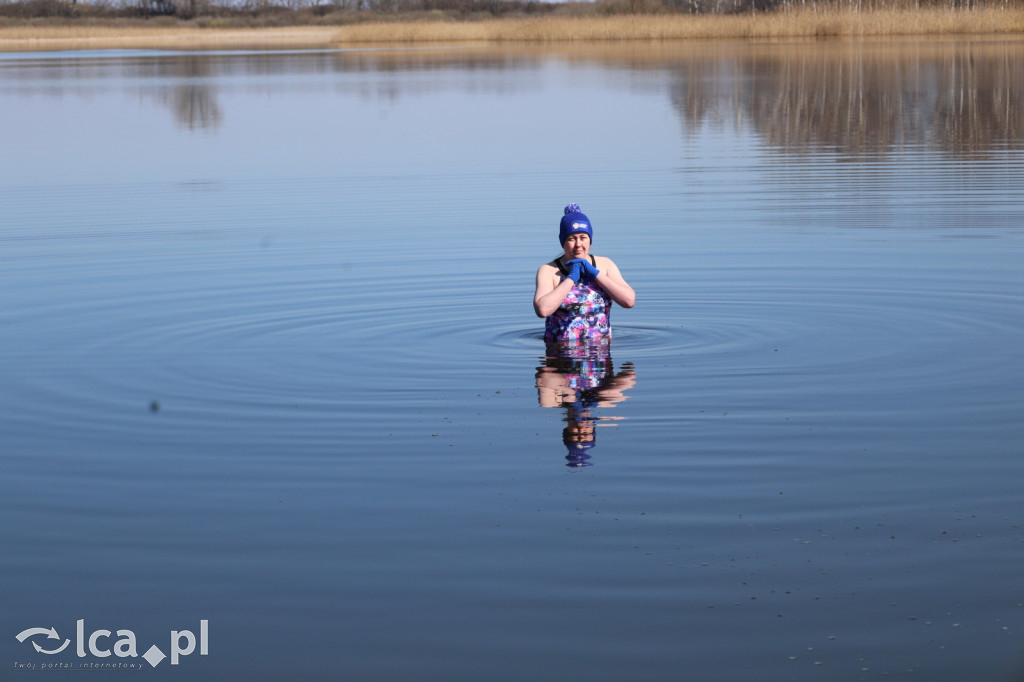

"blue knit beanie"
[559,203,593,245]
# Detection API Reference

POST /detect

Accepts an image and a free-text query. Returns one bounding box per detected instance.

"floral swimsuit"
[544,255,612,352]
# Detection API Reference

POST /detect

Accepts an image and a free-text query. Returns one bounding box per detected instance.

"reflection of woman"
[536,354,636,467]
[533,203,635,352]
[562,403,597,468]
[535,356,636,410]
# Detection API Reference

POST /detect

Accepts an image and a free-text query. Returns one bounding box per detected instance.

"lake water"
[1,39,1023,681]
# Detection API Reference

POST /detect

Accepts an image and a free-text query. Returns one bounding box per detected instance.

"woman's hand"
[565,259,585,284]
[567,258,600,282]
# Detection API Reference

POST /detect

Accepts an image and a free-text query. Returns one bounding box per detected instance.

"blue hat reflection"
[563,415,597,468]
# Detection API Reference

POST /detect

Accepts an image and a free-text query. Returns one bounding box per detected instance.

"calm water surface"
[2,41,1023,681]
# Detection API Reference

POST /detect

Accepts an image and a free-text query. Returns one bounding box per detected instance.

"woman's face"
[562,233,591,260]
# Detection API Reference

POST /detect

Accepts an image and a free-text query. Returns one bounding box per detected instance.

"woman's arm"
[594,257,636,308]
[534,264,574,318]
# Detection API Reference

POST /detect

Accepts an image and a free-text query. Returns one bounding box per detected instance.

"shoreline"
[1,9,1023,53]
[0,26,341,52]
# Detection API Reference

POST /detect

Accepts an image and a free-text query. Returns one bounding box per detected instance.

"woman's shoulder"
[538,258,562,273]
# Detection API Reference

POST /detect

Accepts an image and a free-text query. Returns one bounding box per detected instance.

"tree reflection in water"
[126,41,1023,154]
[152,55,223,131]
[664,41,1024,157]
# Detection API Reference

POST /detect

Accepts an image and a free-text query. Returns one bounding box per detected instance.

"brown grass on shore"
[1,8,1022,52]
[0,24,339,51]
[333,8,1024,43]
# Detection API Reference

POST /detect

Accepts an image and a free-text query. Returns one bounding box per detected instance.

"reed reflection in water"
[9,40,1019,156]
[664,41,1024,156]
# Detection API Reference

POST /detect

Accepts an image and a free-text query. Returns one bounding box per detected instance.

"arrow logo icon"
[33,639,71,654]
[16,627,59,642]
[16,627,71,655]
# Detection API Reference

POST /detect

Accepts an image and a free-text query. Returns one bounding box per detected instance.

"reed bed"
[1,8,1022,52]
[0,24,338,51]
[333,8,1024,43]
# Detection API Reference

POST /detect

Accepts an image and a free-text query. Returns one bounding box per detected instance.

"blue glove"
[567,258,600,282]
[564,260,584,284]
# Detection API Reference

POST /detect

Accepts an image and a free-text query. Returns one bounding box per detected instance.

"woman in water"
[534,203,635,351]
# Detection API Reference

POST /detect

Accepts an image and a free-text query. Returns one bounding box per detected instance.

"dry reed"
[0,25,338,51]
[333,9,1024,44]
[1,8,1022,52]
